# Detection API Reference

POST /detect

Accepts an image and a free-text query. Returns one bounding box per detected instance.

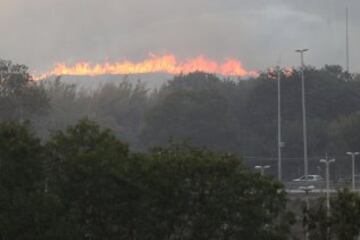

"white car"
[292,175,324,182]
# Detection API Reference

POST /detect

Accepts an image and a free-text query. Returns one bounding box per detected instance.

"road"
[284,180,358,199]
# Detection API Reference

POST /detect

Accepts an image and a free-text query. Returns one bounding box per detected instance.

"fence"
[245,155,359,186]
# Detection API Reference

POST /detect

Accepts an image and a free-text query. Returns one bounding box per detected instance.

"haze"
[1,0,359,73]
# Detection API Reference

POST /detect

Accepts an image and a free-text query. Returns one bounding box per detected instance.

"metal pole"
[301,53,308,181]
[325,159,333,240]
[300,186,314,240]
[296,49,309,181]
[277,66,282,182]
[326,161,330,211]
[352,154,355,190]
[347,152,359,191]
[305,192,309,240]
[346,7,350,74]
[320,157,335,217]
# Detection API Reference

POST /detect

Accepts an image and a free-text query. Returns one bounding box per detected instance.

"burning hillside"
[34,54,258,80]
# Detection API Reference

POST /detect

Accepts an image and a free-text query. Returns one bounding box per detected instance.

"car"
[292,175,324,182]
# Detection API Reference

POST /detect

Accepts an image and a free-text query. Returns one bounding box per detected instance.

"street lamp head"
[320,158,336,163]
[299,185,315,192]
[255,165,271,169]
[295,49,309,53]
[347,152,360,155]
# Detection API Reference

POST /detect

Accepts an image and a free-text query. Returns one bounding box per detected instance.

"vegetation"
[2,59,360,238]
[305,189,360,240]
[0,120,292,239]
[5,61,356,179]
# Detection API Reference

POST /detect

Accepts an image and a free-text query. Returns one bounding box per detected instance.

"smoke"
[1,0,359,72]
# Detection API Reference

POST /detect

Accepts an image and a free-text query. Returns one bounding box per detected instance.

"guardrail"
[285,180,354,191]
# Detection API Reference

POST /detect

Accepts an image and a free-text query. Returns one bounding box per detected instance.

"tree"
[0,118,295,239]
[46,119,143,239]
[305,189,360,240]
[36,77,87,139]
[143,142,293,240]
[331,112,360,152]
[141,72,237,152]
[0,121,56,239]
[331,189,360,240]
[0,59,49,122]
[91,81,149,148]
[305,198,329,240]
[0,59,32,95]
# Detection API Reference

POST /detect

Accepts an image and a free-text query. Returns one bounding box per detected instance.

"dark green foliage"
[19,65,360,176]
[91,81,149,148]
[330,189,360,240]
[0,59,49,122]
[331,113,360,152]
[142,72,235,151]
[37,77,149,148]
[136,67,360,179]
[4,60,360,179]
[0,120,293,240]
[144,143,292,240]
[46,119,132,239]
[305,198,329,240]
[3,60,360,183]
[140,67,360,159]
[0,122,56,240]
[305,189,360,240]
[0,59,32,95]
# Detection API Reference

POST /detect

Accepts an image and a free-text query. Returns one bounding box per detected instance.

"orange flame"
[34,54,258,80]
[283,67,295,77]
[267,67,295,79]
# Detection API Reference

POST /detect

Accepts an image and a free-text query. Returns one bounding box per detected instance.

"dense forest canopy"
[0,110,360,240]
[1,59,360,180]
[0,119,292,240]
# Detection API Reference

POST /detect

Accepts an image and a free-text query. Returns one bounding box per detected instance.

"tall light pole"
[320,157,335,214]
[277,66,283,182]
[296,49,309,180]
[255,165,270,176]
[347,152,359,191]
[346,7,350,74]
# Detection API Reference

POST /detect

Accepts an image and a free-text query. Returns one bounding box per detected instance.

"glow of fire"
[33,54,259,80]
[267,67,295,79]
[283,67,295,77]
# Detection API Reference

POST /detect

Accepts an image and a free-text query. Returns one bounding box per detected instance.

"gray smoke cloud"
[0,0,359,73]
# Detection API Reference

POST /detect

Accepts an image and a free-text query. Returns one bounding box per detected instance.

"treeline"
[1,60,360,179]
[3,119,360,239]
[0,119,292,239]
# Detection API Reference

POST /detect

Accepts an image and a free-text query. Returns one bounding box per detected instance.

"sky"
[0,0,359,73]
